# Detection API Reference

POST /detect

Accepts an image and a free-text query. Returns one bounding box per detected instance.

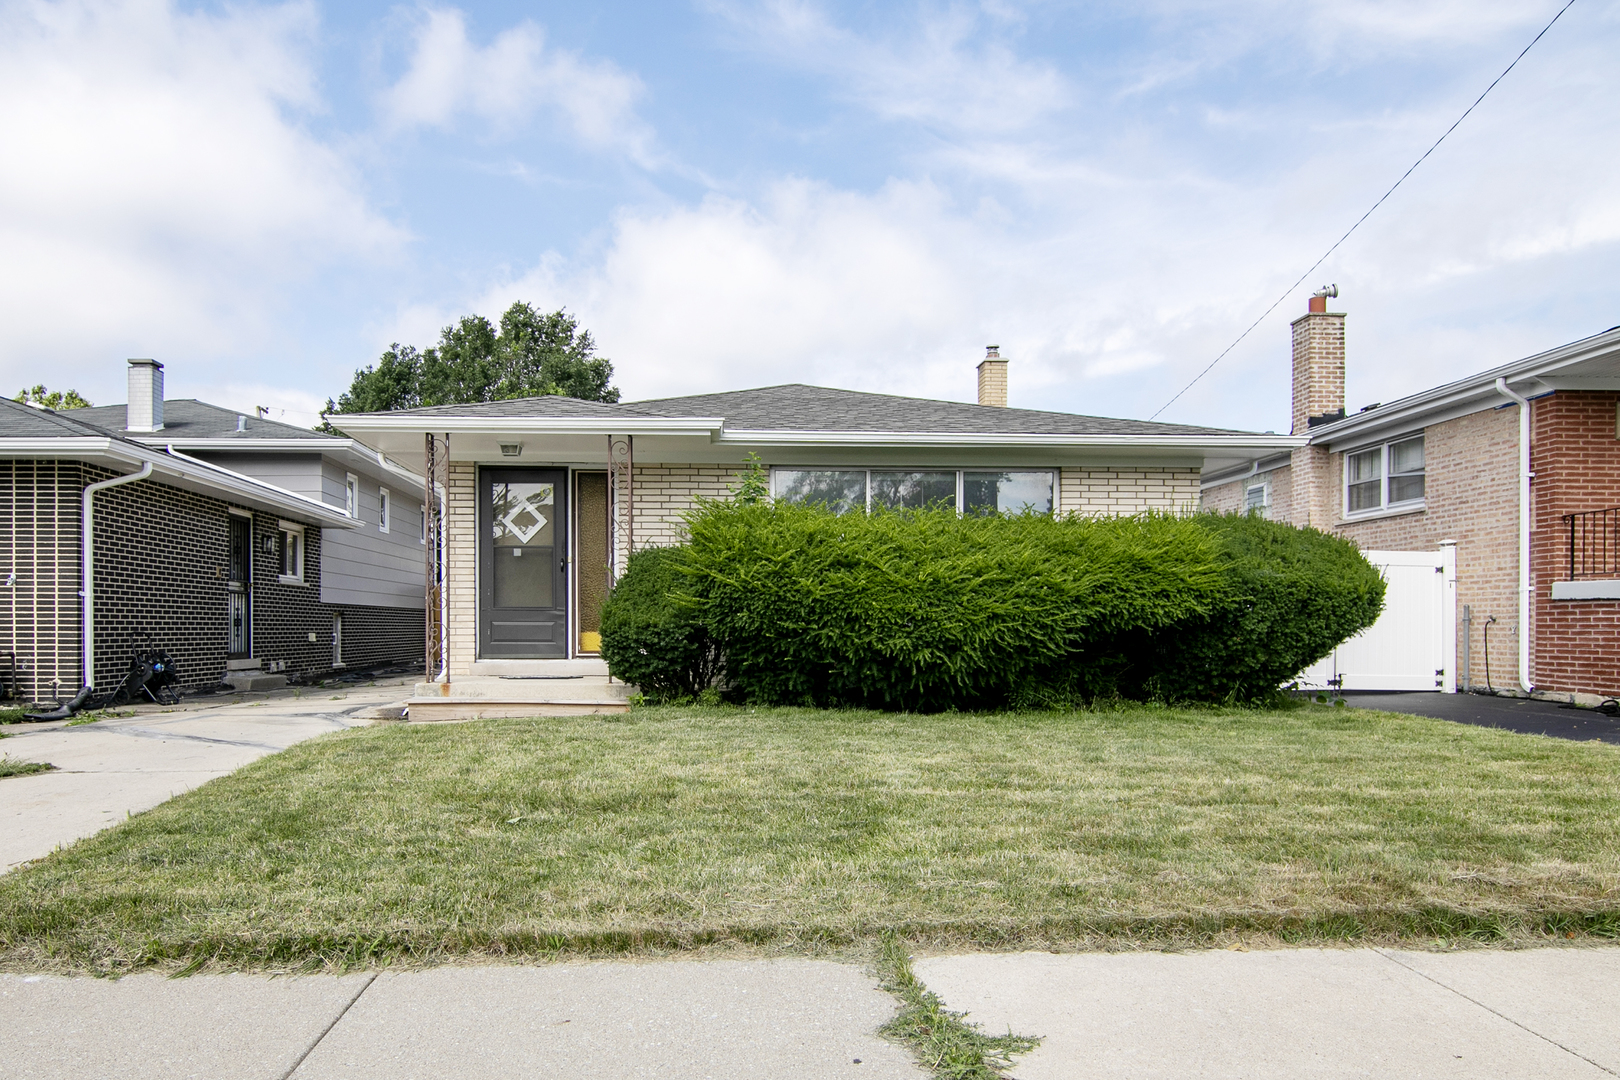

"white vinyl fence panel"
[1298,547,1457,693]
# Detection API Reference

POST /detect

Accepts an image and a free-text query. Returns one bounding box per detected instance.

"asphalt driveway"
[1342,690,1620,744]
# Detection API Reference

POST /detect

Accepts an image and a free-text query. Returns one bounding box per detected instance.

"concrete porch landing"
[407,673,632,721]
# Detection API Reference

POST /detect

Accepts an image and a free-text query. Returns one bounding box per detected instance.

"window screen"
[1346,447,1382,512]
[1388,437,1425,504]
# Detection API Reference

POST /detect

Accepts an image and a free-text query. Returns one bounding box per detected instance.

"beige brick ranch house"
[335,354,1297,719]
[1203,293,1620,704]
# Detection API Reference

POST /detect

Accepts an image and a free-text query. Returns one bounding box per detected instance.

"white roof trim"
[0,438,357,529]
[331,415,726,436]
[718,429,1307,450]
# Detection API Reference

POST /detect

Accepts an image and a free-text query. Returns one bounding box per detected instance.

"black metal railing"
[1567,506,1620,579]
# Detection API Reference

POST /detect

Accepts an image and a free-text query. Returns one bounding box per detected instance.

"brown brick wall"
[1531,392,1620,697]
[1201,465,1294,522]
[1291,311,1346,434]
[1201,406,1523,691]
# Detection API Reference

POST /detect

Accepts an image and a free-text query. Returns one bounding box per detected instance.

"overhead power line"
[1149,0,1579,421]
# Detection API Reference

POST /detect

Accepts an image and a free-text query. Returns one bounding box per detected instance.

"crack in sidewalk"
[1376,950,1618,1077]
[278,972,379,1080]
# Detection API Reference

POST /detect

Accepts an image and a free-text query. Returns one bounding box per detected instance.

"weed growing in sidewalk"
[877,933,1038,1079]
[0,755,55,778]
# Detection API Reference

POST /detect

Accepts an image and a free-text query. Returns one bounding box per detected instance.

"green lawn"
[2,703,1618,973]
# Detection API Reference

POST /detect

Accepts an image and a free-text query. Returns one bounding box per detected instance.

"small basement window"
[1244,482,1269,518]
[278,522,305,584]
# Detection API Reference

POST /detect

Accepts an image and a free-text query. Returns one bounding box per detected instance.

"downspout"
[81,463,153,690]
[1493,377,1534,692]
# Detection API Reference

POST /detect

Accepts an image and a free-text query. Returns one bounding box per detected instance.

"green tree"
[323,303,619,424]
[16,385,91,410]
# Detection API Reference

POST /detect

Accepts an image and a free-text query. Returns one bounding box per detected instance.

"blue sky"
[2,0,1617,432]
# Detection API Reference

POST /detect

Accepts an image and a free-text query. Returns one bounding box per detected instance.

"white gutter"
[1493,377,1534,693]
[716,430,1307,449]
[82,463,153,690]
[332,415,725,436]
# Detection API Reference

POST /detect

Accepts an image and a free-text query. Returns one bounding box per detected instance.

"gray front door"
[479,468,568,658]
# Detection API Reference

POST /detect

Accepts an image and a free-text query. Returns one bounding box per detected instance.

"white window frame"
[1243,481,1269,518]
[378,487,390,533]
[420,502,428,544]
[345,473,359,519]
[277,521,306,584]
[1343,434,1426,517]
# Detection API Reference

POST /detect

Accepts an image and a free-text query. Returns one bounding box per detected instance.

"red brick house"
[1203,294,1620,704]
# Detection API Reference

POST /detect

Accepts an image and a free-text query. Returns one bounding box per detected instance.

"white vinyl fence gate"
[1298,546,1457,693]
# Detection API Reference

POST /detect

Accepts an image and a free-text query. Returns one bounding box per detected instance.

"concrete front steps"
[406,660,632,720]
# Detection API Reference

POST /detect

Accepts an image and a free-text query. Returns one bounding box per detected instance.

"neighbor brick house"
[334,354,1296,718]
[1202,293,1620,702]
[0,360,426,705]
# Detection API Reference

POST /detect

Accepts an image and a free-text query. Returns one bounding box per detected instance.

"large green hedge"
[1129,513,1386,702]
[600,505,1385,710]
[597,546,722,702]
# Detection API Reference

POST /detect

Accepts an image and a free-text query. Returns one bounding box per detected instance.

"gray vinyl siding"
[193,453,326,501]
[196,452,424,610]
[318,460,425,609]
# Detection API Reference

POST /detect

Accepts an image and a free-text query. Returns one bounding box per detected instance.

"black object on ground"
[21,686,93,722]
[1342,691,1620,745]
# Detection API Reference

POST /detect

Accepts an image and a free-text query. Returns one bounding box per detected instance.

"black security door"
[227,515,251,659]
[480,468,568,658]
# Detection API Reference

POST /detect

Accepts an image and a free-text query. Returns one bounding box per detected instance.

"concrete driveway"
[0,680,411,872]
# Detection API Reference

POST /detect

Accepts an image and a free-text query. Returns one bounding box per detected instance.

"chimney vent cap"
[1311,284,1338,299]
[985,345,1000,357]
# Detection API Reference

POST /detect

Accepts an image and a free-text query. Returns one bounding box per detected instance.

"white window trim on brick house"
[1342,433,1426,520]
[1243,480,1269,518]
[278,520,306,585]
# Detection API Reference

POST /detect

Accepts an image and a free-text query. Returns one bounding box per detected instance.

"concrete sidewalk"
[0,681,411,871]
[0,960,920,1080]
[6,948,1620,1078]
[919,946,1620,1079]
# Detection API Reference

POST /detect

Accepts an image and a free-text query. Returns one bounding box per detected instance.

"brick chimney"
[1288,288,1343,530]
[1290,288,1345,435]
[126,358,164,432]
[977,346,1008,408]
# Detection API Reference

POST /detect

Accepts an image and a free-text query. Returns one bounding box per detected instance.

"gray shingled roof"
[1,395,131,439]
[66,400,334,440]
[342,383,1254,437]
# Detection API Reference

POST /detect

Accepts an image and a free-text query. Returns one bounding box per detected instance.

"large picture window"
[772,468,1054,515]
[1344,435,1425,515]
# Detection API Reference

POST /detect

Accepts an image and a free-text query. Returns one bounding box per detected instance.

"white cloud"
[0,0,402,402]
[379,6,656,165]
[707,1,1072,136]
